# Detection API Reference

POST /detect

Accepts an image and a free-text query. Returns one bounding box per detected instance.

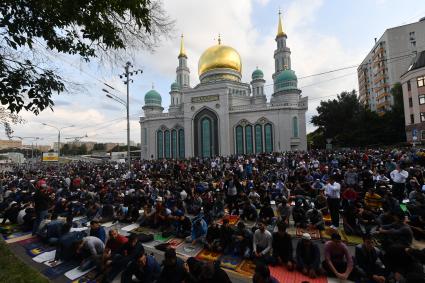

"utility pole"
[104,62,142,173]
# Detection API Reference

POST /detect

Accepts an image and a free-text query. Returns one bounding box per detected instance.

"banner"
[42,152,59,162]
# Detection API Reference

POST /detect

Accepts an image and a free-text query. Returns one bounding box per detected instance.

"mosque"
[139,13,308,159]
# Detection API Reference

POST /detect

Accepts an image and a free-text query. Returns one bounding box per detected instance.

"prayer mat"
[340,230,363,245]
[268,265,296,283]
[167,238,184,249]
[122,223,140,232]
[323,226,343,240]
[27,245,55,257]
[4,232,34,244]
[44,260,63,267]
[196,249,222,262]
[323,214,332,224]
[2,231,31,240]
[294,270,328,283]
[42,261,79,279]
[101,221,114,228]
[296,227,321,240]
[176,242,203,258]
[65,266,96,281]
[218,215,240,226]
[24,240,44,251]
[143,240,162,249]
[16,235,40,246]
[154,233,173,242]
[130,226,155,235]
[33,250,56,263]
[219,254,243,270]
[236,259,256,276]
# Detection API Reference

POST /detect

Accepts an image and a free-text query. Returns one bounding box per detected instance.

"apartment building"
[358,18,425,114]
[402,51,425,142]
[0,139,22,150]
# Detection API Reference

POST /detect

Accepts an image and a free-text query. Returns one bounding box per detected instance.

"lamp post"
[12,136,39,160]
[42,123,74,166]
[103,61,142,172]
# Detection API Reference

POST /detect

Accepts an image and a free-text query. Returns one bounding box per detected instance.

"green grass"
[0,240,49,283]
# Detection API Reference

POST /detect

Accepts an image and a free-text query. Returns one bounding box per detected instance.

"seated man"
[241,200,258,222]
[186,216,207,245]
[103,229,128,267]
[272,221,294,270]
[140,203,155,227]
[258,202,275,225]
[76,235,105,271]
[89,219,106,243]
[306,206,325,239]
[103,233,145,283]
[276,197,291,224]
[218,218,234,253]
[354,234,386,283]
[170,205,191,238]
[39,213,64,245]
[292,198,308,228]
[296,233,321,278]
[204,220,221,251]
[121,249,160,283]
[323,233,354,281]
[157,248,187,283]
[232,221,252,258]
[253,221,272,264]
[375,211,413,248]
[153,199,172,231]
[54,223,86,262]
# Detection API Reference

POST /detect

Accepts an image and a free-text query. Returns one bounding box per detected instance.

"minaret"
[176,34,190,88]
[272,10,292,92]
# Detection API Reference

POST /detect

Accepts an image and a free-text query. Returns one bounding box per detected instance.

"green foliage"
[310,86,406,147]
[61,143,88,155]
[0,0,173,114]
[92,143,106,151]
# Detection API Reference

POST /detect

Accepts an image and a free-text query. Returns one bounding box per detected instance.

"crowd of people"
[1,149,425,283]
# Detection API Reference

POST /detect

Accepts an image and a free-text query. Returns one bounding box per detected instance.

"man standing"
[325,176,341,229]
[390,164,409,202]
[32,185,51,235]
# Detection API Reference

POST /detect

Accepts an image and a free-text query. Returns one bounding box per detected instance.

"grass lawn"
[0,240,49,283]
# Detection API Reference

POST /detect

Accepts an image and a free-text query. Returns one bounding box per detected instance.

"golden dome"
[198,40,242,76]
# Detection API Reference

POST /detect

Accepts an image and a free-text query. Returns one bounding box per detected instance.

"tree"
[310,87,406,148]
[0,0,173,115]
[1,106,24,138]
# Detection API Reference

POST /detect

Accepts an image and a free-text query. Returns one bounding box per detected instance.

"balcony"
[376,100,391,110]
[376,92,390,101]
[372,47,384,60]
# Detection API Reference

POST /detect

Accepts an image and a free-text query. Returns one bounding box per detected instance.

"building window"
[407,81,411,91]
[171,129,177,158]
[235,125,244,155]
[157,131,163,159]
[411,41,416,48]
[143,128,147,145]
[410,31,415,40]
[178,129,185,159]
[292,116,299,138]
[255,124,263,153]
[164,130,171,158]
[201,117,212,157]
[264,123,273,153]
[411,114,415,124]
[421,113,425,122]
[422,131,425,140]
[418,76,425,87]
[245,125,254,154]
[409,97,413,107]
[419,95,425,105]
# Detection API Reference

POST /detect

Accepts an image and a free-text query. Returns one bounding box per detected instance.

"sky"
[5,0,425,147]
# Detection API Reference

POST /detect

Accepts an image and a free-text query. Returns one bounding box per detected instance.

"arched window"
[292,116,299,138]
[245,125,253,154]
[171,129,177,158]
[178,129,185,158]
[201,117,212,157]
[264,123,273,153]
[157,131,163,159]
[235,125,244,155]
[255,124,263,153]
[164,130,171,158]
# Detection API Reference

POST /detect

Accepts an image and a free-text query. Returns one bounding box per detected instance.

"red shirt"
[106,234,128,253]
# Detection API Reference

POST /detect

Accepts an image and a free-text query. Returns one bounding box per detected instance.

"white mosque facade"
[139,14,308,159]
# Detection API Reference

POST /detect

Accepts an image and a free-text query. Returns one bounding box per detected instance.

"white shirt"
[325,181,341,199]
[390,169,409,184]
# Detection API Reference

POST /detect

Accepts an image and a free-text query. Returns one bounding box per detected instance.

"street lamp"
[41,123,74,164]
[11,136,40,159]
